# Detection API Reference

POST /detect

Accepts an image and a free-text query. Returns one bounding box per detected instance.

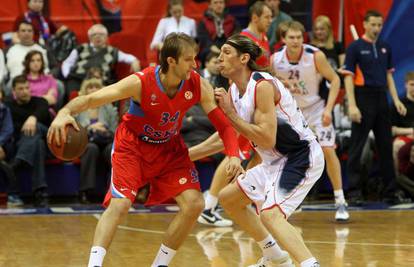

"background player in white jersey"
[271,21,349,221]
[192,34,323,267]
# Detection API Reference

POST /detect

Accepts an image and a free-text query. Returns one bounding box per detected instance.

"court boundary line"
[91,214,414,248]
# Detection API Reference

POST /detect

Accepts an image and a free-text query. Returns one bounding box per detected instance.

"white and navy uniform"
[231,71,324,218]
[272,44,336,147]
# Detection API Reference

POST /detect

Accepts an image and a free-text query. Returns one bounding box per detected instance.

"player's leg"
[315,122,349,221]
[219,173,293,266]
[199,156,233,227]
[322,146,349,221]
[392,137,406,174]
[259,141,324,266]
[151,189,205,267]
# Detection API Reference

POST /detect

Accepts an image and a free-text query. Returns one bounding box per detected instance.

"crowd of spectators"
[0,0,412,207]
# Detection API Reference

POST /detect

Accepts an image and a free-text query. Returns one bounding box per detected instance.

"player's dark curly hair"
[224,34,266,72]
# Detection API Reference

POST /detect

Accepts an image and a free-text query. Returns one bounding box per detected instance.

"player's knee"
[181,195,204,217]
[260,207,285,226]
[107,198,131,218]
[218,187,234,211]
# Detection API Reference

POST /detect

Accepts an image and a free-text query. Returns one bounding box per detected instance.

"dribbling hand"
[47,111,79,147]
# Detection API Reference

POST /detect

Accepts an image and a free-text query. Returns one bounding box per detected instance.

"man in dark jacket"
[197,0,240,63]
[5,75,51,207]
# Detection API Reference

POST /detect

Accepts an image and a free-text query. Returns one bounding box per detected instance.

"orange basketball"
[48,123,88,161]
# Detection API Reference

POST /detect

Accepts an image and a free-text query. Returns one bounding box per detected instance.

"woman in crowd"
[150,0,196,51]
[76,78,118,203]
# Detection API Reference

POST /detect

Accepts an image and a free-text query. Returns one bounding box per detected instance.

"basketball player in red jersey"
[47,33,243,267]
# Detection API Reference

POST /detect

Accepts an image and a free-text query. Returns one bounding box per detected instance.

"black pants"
[347,88,396,198]
[79,142,112,192]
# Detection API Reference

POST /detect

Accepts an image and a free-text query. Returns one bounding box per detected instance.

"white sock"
[300,257,319,267]
[334,189,346,205]
[151,244,176,267]
[257,235,284,260]
[88,246,106,267]
[205,192,218,211]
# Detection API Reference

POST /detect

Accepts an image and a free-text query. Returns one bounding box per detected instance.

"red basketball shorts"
[103,124,200,207]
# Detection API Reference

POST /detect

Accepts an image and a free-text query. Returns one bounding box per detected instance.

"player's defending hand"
[226,156,245,183]
[214,87,233,114]
[47,109,79,147]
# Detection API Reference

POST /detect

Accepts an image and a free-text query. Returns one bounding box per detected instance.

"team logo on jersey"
[179,177,188,185]
[184,91,193,100]
[381,48,387,54]
[151,94,157,101]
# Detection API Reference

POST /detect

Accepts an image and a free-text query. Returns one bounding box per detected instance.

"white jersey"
[271,44,323,109]
[229,71,315,164]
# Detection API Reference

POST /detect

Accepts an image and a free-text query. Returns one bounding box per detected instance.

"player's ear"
[240,53,250,65]
[167,56,177,66]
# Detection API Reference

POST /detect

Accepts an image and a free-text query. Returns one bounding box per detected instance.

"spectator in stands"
[75,78,118,203]
[343,10,407,204]
[150,0,197,51]
[6,21,49,92]
[200,52,228,89]
[264,0,292,52]
[391,71,414,170]
[13,0,67,45]
[197,0,240,64]
[23,50,59,111]
[61,24,140,95]
[311,15,345,101]
[86,67,104,81]
[397,141,414,200]
[0,87,18,206]
[0,49,7,86]
[271,20,289,52]
[5,75,50,207]
[241,1,273,67]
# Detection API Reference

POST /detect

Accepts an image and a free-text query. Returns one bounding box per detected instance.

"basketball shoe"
[197,208,233,227]
[335,202,350,221]
[248,251,295,267]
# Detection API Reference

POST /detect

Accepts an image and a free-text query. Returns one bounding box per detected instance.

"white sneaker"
[198,209,233,227]
[248,252,295,267]
[335,202,350,221]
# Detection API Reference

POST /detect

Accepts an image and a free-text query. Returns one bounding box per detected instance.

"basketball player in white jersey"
[191,34,323,267]
[271,21,349,221]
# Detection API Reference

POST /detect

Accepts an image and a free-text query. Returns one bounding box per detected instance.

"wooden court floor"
[0,210,413,267]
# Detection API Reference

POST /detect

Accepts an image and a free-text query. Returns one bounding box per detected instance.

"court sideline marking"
[91,214,414,248]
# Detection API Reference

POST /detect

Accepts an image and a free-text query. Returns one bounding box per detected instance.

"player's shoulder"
[303,44,320,54]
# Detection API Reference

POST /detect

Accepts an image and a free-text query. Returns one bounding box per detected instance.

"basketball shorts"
[302,101,336,147]
[103,124,200,207]
[237,140,324,218]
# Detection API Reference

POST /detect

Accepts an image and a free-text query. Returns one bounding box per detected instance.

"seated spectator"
[0,87,18,205]
[271,20,289,52]
[13,0,67,45]
[6,21,50,92]
[150,0,196,51]
[23,50,59,111]
[392,71,414,171]
[200,52,228,89]
[76,78,118,203]
[264,0,292,52]
[5,75,50,207]
[61,24,140,95]
[397,141,414,200]
[197,0,240,64]
[86,66,104,81]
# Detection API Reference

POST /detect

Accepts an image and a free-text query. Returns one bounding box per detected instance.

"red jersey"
[241,29,271,67]
[121,66,201,144]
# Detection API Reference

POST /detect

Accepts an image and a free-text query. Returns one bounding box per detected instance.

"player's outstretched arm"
[188,132,223,161]
[199,78,243,178]
[215,81,276,149]
[315,51,340,126]
[48,74,141,146]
